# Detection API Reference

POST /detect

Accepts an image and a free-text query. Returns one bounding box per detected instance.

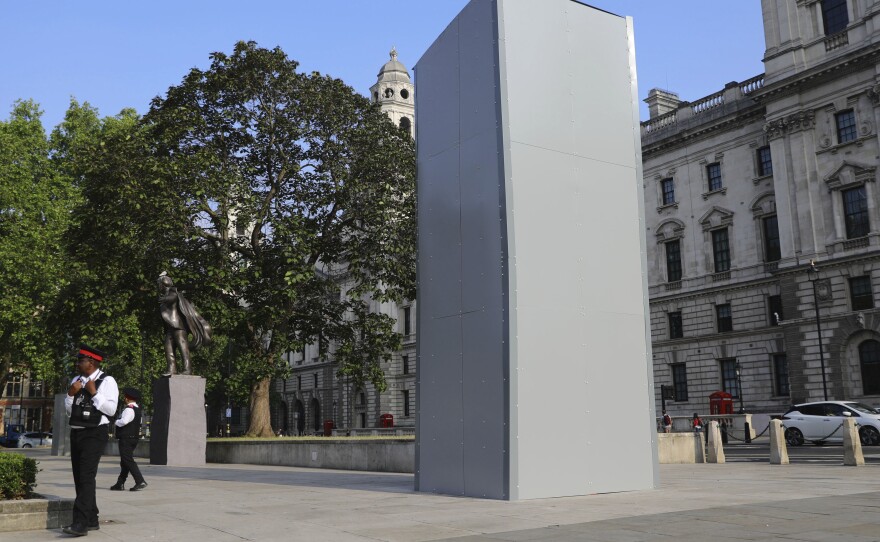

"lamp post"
[807,260,829,401]
[734,361,744,414]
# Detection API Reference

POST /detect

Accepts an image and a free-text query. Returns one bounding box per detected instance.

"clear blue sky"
[1,1,765,129]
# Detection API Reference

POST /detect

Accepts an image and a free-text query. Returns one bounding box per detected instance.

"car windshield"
[845,402,879,414]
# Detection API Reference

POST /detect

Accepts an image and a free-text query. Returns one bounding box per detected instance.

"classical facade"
[270,50,416,435]
[646,0,880,416]
[0,372,53,437]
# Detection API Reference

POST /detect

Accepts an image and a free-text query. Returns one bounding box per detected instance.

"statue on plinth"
[158,273,212,376]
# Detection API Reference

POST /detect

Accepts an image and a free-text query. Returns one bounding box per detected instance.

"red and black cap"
[78,344,106,363]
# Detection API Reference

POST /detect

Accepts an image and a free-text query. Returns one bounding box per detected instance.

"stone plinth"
[842,418,864,466]
[769,420,789,465]
[50,393,69,456]
[0,496,74,532]
[707,422,725,464]
[150,375,206,466]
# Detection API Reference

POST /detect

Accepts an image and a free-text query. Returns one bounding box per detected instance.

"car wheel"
[785,427,804,446]
[859,426,880,446]
[813,440,826,446]
[22,443,32,448]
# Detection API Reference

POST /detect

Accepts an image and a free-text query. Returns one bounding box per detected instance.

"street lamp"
[807,259,829,401]
[734,361,744,414]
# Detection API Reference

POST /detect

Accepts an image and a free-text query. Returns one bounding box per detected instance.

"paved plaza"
[5,448,880,541]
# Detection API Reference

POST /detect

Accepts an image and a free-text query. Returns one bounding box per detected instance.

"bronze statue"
[158,274,212,376]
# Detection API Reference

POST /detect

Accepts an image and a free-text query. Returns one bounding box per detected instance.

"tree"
[144,41,416,436]
[0,100,78,392]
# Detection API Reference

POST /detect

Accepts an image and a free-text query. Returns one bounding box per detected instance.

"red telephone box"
[709,391,734,415]
[323,419,334,436]
[379,413,394,428]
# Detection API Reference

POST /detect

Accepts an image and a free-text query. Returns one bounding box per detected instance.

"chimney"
[644,88,681,119]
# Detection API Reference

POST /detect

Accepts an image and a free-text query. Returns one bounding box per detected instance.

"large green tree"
[144,41,416,436]
[0,100,78,391]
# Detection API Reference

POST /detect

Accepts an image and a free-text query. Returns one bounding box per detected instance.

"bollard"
[707,421,726,463]
[744,421,752,444]
[768,420,789,465]
[720,421,728,444]
[842,418,865,466]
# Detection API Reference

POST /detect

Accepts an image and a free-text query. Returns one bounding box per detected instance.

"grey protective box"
[150,375,207,466]
[415,0,658,500]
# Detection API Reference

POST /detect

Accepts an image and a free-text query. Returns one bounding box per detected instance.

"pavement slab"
[3,449,880,541]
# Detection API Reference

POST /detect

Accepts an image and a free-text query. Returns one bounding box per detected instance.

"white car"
[782,401,880,446]
[17,432,52,448]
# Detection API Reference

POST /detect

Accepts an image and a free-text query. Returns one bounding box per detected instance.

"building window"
[763,215,781,262]
[402,390,411,417]
[668,312,683,339]
[4,375,22,398]
[313,373,318,389]
[671,363,688,402]
[706,163,722,192]
[665,240,682,282]
[849,276,874,311]
[757,146,773,177]
[773,354,790,397]
[297,376,302,390]
[403,306,412,336]
[822,0,849,35]
[720,359,739,398]
[859,340,880,395]
[836,109,857,144]
[359,392,366,405]
[661,178,675,205]
[399,117,411,135]
[716,304,733,333]
[768,295,784,326]
[712,228,731,272]
[843,186,869,239]
[402,355,410,375]
[28,380,44,398]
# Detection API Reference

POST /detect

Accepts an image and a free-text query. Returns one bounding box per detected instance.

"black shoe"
[88,523,100,531]
[62,523,88,536]
[110,482,124,491]
[130,482,148,491]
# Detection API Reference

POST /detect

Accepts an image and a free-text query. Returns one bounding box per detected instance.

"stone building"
[0,372,53,437]
[270,50,417,434]
[646,0,880,417]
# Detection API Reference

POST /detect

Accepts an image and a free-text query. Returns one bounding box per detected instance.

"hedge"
[0,453,38,500]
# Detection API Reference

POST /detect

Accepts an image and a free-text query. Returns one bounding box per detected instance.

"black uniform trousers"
[70,425,109,527]
[116,437,145,485]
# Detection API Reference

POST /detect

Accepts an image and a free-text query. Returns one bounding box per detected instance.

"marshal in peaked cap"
[78,344,106,363]
[121,387,142,402]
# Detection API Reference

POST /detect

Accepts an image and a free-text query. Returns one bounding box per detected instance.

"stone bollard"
[842,418,865,466]
[769,420,789,465]
[707,421,725,463]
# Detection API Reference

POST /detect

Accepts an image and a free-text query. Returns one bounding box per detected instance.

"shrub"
[0,453,38,500]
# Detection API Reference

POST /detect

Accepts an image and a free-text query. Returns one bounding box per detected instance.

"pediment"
[750,192,776,218]
[824,161,876,191]
[655,218,685,243]
[699,206,735,231]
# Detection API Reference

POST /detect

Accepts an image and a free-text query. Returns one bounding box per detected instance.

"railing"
[843,236,870,250]
[739,74,765,95]
[642,109,677,134]
[691,90,724,114]
[665,281,682,291]
[825,31,849,51]
[712,271,731,282]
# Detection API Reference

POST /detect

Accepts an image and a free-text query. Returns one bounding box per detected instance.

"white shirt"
[64,369,119,428]
[115,401,138,427]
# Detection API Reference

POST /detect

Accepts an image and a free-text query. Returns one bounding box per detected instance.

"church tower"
[370,47,415,137]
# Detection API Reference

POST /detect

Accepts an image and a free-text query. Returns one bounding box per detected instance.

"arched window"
[399,117,411,135]
[859,339,880,395]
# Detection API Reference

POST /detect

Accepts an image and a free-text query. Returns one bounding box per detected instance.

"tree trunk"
[246,377,274,437]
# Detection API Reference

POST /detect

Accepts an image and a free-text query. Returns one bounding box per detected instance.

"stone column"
[707,421,725,464]
[842,418,865,466]
[769,420,789,465]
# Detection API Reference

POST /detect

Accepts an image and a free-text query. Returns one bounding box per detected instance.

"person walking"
[662,410,672,433]
[63,344,119,537]
[110,387,147,492]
